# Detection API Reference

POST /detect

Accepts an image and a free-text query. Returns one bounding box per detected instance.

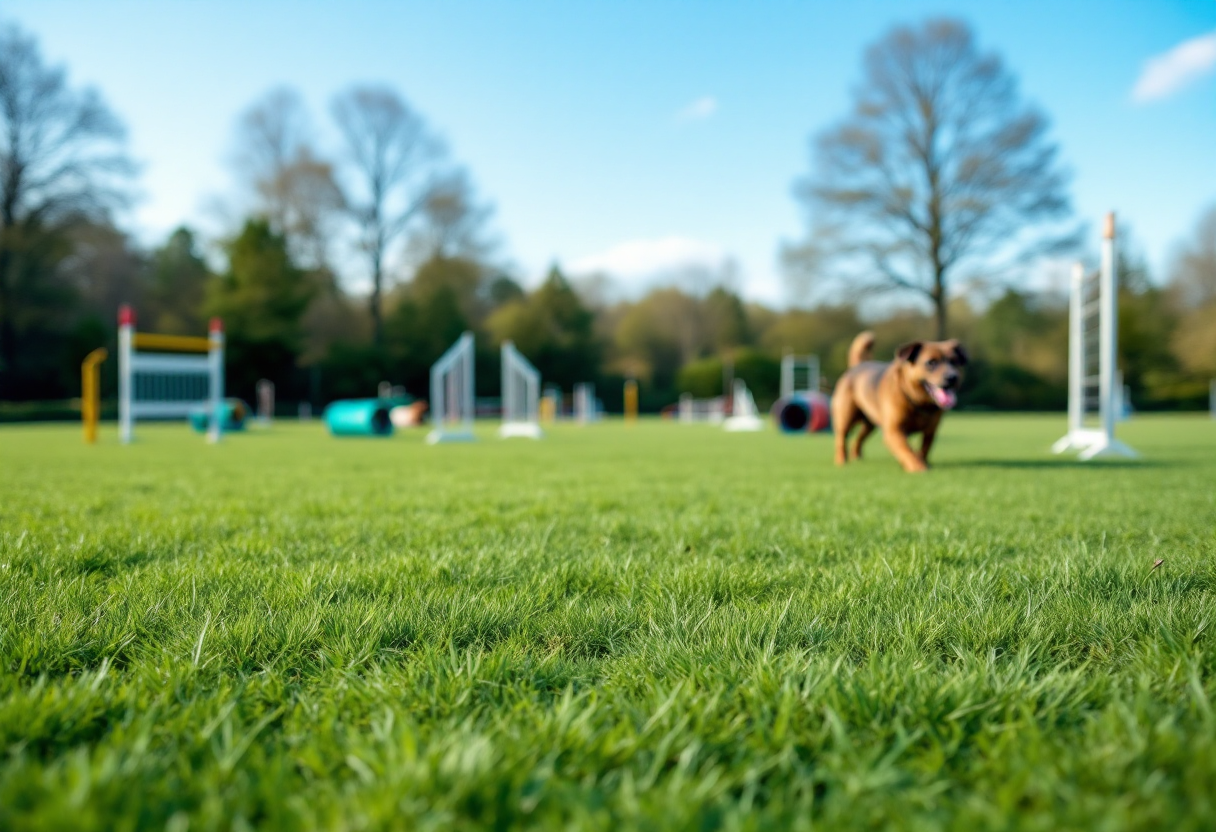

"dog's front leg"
[919,426,938,466]
[883,426,928,473]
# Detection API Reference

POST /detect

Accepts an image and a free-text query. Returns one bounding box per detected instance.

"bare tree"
[1169,204,1216,309]
[233,87,311,198]
[403,168,497,267]
[271,151,346,270]
[1168,205,1216,378]
[332,85,444,346]
[0,22,133,386]
[232,88,345,269]
[790,18,1073,338]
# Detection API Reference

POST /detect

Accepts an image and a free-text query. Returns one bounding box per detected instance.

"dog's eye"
[926,358,939,369]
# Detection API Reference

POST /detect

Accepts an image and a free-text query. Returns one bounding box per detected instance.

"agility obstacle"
[117,305,224,444]
[624,380,638,425]
[427,332,476,444]
[774,350,829,434]
[1052,213,1137,460]
[81,347,107,444]
[324,399,394,437]
[256,379,274,425]
[500,341,543,439]
[723,380,764,432]
[541,386,561,424]
[678,393,725,424]
[573,382,600,424]
[773,391,831,433]
[781,352,820,400]
[189,399,248,433]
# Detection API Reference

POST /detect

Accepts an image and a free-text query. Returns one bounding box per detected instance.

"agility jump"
[428,332,477,444]
[1052,213,1136,460]
[117,305,225,444]
[723,380,764,432]
[678,393,725,424]
[500,341,543,439]
[573,382,599,424]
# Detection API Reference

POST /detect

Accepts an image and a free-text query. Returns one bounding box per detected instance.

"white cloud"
[1131,30,1216,103]
[569,236,728,281]
[674,95,718,122]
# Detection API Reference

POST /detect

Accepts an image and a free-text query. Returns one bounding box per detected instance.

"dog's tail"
[848,331,875,368]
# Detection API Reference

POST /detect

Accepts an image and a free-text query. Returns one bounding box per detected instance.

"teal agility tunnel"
[324,399,394,437]
[189,399,249,433]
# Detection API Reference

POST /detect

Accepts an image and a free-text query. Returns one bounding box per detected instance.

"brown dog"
[832,332,968,472]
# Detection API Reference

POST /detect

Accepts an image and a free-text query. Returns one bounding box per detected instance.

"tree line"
[1,18,1212,417]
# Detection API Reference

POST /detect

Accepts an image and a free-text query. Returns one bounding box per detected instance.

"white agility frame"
[723,379,764,432]
[427,331,476,444]
[118,305,224,444]
[678,393,725,424]
[1053,213,1136,460]
[573,382,598,424]
[499,341,543,439]
[781,352,820,399]
[257,379,274,425]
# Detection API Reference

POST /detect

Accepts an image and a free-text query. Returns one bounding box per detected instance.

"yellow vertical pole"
[82,366,91,441]
[81,348,107,444]
[624,379,638,425]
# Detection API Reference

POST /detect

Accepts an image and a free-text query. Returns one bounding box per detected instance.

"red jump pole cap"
[118,304,136,326]
[209,317,224,333]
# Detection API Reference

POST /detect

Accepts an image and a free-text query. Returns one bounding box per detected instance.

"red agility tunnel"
[772,392,831,433]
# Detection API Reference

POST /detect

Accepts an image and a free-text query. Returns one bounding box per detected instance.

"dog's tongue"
[930,386,957,410]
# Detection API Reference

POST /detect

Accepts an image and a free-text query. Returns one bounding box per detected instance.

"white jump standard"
[256,379,274,425]
[723,379,764,432]
[499,341,543,439]
[1052,213,1136,460]
[427,332,477,444]
[117,305,225,444]
[573,382,599,424]
[678,394,725,424]
[781,352,820,399]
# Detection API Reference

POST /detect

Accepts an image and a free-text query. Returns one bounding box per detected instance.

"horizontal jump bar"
[130,353,212,373]
[131,402,208,417]
[133,333,214,352]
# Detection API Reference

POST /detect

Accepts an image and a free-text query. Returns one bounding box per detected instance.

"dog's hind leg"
[834,422,850,465]
[832,392,858,466]
[851,419,875,460]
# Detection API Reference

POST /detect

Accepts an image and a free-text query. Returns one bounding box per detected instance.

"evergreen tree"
[149,227,211,335]
[487,266,600,390]
[207,219,314,398]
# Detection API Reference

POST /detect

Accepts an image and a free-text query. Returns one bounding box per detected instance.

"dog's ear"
[896,341,923,364]
[944,340,969,366]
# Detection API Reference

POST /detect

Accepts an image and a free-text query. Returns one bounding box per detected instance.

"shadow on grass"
[939,457,1173,470]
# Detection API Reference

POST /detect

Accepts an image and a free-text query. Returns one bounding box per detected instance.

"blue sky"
[6,0,1215,304]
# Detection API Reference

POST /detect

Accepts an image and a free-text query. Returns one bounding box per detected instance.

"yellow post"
[540,394,556,424]
[81,347,107,444]
[624,379,638,425]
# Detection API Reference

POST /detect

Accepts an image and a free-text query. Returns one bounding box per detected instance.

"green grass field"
[1,415,1214,830]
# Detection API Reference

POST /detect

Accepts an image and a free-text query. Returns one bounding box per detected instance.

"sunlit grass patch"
[1,415,1213,829]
